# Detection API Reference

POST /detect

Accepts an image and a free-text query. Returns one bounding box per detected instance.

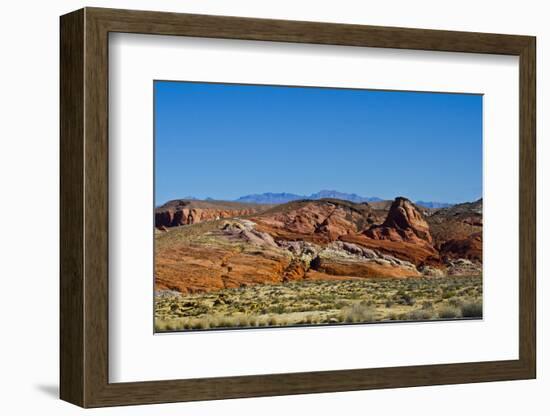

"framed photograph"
[60,7,536,408]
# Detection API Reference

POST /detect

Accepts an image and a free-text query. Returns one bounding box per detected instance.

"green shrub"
[461,301,483,318]
[442,291,456,299]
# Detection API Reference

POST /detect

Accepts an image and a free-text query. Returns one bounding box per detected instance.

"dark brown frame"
[60,7,536,408]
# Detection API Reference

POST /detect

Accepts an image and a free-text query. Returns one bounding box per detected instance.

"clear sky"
[154,81,482,205]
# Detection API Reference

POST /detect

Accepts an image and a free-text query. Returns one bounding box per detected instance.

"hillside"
[155,197,482,294]
[426,199,482,262]
[155,199,272,228]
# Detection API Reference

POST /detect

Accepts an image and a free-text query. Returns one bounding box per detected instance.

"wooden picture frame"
[60,7,536,408]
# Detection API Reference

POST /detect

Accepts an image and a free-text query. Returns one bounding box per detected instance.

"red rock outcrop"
[309,258,421,278]
[427,199,482,247]
[340,233,439,266]
[155,207,260,228]
[365,197,433,244]
[440,232,482,262]
[155,199,269,228]
[353,197,439,265]
[252,199,382,243]
[155,243,291,294]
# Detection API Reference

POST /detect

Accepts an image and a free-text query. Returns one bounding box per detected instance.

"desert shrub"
[187,304,209,316]
[339,304,377,323]
[397,293,415,306]
[385,300,394,308]
[214,316,236,328]
[270,304,290,314]
[237,316,251,327]
[438,306,461,319]
[448,297,463,308]
[461,301,483,318]
[347,292,362,300]
[334,301,348,309]
[154,321,167,332]
[407,309,434,320]
[155,319,185,331]
[442,290,456,299]
[267,316,280,326]
[195,319,210,330]
[303,314,320,325]
[421,301,433,310]
[360,299,375,307]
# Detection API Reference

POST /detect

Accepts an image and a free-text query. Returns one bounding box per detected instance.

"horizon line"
[156,192,482,207]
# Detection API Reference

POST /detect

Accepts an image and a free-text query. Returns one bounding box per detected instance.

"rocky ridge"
[155,199,270,228]
[155,196,482,294]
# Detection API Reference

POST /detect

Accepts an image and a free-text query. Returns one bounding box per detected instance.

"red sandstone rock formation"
[365,197,433,244]
[440,232,482,262]
[155,199,269,228]
[251,199,382,243]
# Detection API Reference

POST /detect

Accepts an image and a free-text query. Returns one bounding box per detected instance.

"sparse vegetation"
[339,303,377,323]
[460,301,483,318]
[438,306,461,319]
[155,275,482,331]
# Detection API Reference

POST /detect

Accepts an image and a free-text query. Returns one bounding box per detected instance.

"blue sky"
[155,81,482,205]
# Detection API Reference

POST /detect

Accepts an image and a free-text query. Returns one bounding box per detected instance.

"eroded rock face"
[252,199,382,243]
[365,197,433,244]
[154,199,272,228]
[440,232,482,262]
[155,243,291,294]
[445,258,482,276]
[427,199,483,247]
[155,207,260,228]
[309,241,421,278]
[220,220,278,248]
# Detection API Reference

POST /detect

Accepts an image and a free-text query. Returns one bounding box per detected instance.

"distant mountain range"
[174,190,453,208]
[235,190,383,204]
[414,200,453,209]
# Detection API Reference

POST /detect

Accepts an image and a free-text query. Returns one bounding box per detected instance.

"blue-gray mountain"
[172,191,455,208]
[235,190,382,205]
[235,190,451,208]
[415,201,453,209]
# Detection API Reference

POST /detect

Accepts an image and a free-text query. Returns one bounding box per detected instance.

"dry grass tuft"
[437,306,461,319]
[339,303,377,323]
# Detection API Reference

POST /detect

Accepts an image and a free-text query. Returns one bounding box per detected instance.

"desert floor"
[155,275,482,332]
